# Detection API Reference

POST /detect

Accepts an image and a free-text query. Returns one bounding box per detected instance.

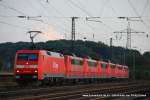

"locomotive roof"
[87,58,97,62]
[16,50,128,68]
[100,61,108,64]
[44,50,64,58]
[70,56,83,60]
[17,50,41,53]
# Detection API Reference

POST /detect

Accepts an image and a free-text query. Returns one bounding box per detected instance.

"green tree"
[0,58,3,71]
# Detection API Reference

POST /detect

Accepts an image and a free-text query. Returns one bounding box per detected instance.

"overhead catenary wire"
[46,0,65,17]
[67,0,98,32]
[109,0,118,17]
[45,0,72,32]
[128,0,150,32]
[0,20,28,30]
[141,0,149,16]
[0,1,149,41]
[46,0,96,39]
[99,0,108,17]
[68,0,92,17]
[67,0,97,38]
[67,0,116,38]
[35,0,71,35]
[0,3,26,16]
[74,0,115,31]
[64,0,81,16]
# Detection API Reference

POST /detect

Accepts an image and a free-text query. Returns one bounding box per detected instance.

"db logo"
[52,62,59,69]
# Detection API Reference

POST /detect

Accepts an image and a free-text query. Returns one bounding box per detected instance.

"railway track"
[0,72,14,82]
[17,84,149,100]
[0,72,17,92]
[0,80,149,100]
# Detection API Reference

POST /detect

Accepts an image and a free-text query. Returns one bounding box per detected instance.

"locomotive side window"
[88,61,97,67]
[101,63,108,68]
[17,53,38,61]
[71,59,83,66]
[118,66,123,70]
[110,65,115,69]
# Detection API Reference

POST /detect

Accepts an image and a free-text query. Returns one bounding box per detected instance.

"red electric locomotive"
[14,50,129,85]
[14,50,65,84]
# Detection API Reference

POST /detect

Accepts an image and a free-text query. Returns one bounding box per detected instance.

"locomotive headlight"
[34,70,38,73]
[16,70,19,72]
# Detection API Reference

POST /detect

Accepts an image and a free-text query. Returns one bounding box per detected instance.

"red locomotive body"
[15,50,65,81]
[100,62,108,78]
[14,50,129,84]
[65,55,84,78]
[38,51,65,80]
[86,59,98,78]
[14,50,39,80]
[109,63,116,78]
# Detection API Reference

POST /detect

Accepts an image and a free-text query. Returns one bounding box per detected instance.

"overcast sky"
[0,0,150,53]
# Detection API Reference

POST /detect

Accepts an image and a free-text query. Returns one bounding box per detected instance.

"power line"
[109,0,118,16]
[0,3,26,15]
[71,0,115,32]
[0,20,28,30]
[67,0,98,33]
[68,0,92,17]
[114,17,145,49]
[99,0,108,16]
[46,0,97,39]
[27,0,43,16]
[46,0,65,17]
[45,0,72,33]
[64,0,81,16]
[141,0,149,16]
[35,0,71,37]
[128,0,150,32]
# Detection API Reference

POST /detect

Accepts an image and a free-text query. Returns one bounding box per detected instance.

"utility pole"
[114,17,144,80]
[110,38,113,61]
[27,31,42,49]
[71,17,78,41]
[114,17,144,49]
[71,17,78,52]
[110,38,113,47]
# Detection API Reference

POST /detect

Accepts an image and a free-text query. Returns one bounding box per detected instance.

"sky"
[0,0,150,54]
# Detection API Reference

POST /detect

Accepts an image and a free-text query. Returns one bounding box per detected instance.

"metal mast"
[71,17,78,40]
[114,17,144,49]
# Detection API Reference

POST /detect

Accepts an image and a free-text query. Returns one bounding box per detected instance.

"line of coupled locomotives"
[14,50,129,85]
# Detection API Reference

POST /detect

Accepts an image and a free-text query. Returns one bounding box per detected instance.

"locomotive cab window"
[88,61,97,67]
[71,59,83,66]
[17,53,38,61]
[101,63,108,68]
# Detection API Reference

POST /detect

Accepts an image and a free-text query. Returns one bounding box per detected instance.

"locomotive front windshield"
[17,53,38,61]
